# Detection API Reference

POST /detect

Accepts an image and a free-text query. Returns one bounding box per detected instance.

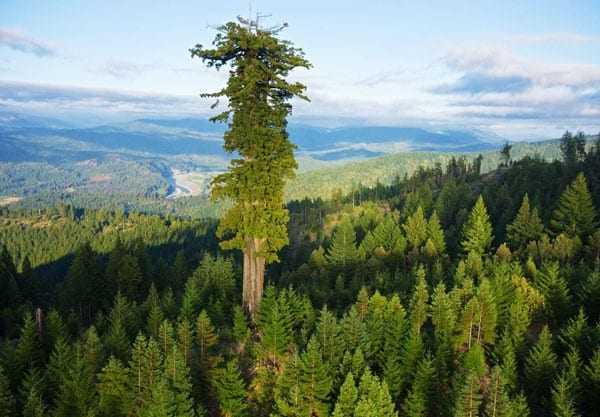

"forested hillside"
[1,133,599,417]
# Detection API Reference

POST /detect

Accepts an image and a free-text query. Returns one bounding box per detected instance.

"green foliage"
[272,339,332,417]
[98,357,131,417]
[354,369,397,417]
[454,371,482,417]
[332,373,357,417]
[191,21,310,263]
[525,326,558,417]
[507,194,545,251]
[551,173,597,238]
[214,358,247,417]
[403,206,428,250]
[0,366,16,417]
[327,219,359,268]
[462,195,494,256]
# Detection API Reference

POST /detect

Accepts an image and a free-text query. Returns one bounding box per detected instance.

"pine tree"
[409,267,429,334]
[158,319,175,355]
[52,351,98,417]
[196,310,218,377]
[47,337,73,404]
[129,334,162,413]
[180,276,201,322]
[583,348,600,417]
[403,206,428,251]
[191,19,311,316]
[141,376,175,417]
[98,357,132,417]
[0,366,16,417]
[117,253,142,300]
[354,369,397,417]
[426,210,446,257]
[232,305,251,346]
[315,307,343,373]
[22,383,45,417]
[551,173,598,238]
[176,319,194,368]
[105,294,131,362]
[332,373,357,417]
[15,311,43,379]
[484,366,511,417]
[299,337,333,416]
[535,262,572,326]
[327,219,359,269]
[402,356,434,417]
[256,289,293,365]
[462,196,494,256]
[454,371,483,417]
[214,359,248,417]
[163,346,195,417]
[525,326,558,417]
[507,194,545,251]
[552,373,581,417]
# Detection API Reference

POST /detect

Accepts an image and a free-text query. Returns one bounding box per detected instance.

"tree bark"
[243,238,266,317]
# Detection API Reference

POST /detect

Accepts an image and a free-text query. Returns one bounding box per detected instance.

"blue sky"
[1,0,600,138]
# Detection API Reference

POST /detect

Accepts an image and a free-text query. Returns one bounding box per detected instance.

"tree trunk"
[243,238,266,317]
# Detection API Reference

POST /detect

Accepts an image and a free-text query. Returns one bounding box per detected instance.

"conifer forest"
[2,11,600,417]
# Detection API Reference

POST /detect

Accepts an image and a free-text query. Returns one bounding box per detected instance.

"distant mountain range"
[0,111,509,210]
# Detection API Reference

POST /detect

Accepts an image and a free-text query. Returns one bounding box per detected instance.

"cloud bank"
[0,28,57,57]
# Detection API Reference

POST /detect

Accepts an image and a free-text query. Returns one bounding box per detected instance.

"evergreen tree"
[525,326,558,417]
[560,131,586,167]
[454,371,483,417]
[299,337,333,416]
[327,219,359,269]
[552,373,581,417]
[551,173,597,238]
[332,373,357,417]
[22,383,46,417]
[354,369,397,417]
[535,262,572,326]
[117,253,143,300]
[462,196,494,256]
[507,194,545,251]
[403,206,428,251]
[484,366,511,417]
[98,357,132,417]
[105,294,131,362]
[176,318,194,368]
[15,311,43,378]
[196,310,218,362]
[256,289,293,365]
[583,348,600,417]
[402,356,434,417]
[52,352,98,417]
[191,19,311,316]
[0,366,16,417]
[426,210,446,257]
[163,346,195,417]
[180,276,201,322]
[214,359,248,417]
[141,376,175,417]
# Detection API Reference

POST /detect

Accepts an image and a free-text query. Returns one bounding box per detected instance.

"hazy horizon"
[2,1,600,140]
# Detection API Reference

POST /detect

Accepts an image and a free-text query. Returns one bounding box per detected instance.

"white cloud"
[0,28,57,57]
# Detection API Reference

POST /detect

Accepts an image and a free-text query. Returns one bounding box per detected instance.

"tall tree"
[191,18,311,316]
[462,195,494,256]
[507,194,545,251]
[560,131,586,168]
[551,173,597,238]
[214,359,248,417]
[327,219,359,269]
